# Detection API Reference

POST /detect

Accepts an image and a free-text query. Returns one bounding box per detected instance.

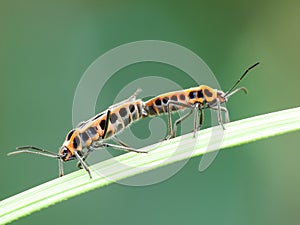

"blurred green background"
[1,0,300,224]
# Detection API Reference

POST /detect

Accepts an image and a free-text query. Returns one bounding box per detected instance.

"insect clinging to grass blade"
[144,62,259,139]
[8,89,148,178]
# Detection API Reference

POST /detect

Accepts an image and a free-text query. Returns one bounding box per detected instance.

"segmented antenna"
[224,62,260,97]
[8,146,60,158]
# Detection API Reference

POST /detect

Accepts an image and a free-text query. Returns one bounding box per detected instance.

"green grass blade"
[1,107,300,224]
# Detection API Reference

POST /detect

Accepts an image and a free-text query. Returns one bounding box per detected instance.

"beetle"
[144,63,259,139]
[8,89,147,178]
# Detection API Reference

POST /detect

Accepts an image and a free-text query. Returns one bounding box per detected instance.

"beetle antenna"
[224,62,259,97]
[8,146,60,159]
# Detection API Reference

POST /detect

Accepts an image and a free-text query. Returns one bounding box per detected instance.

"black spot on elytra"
[189,92,196,99]
[204,89,213,97]
[110,113,118,123]
[162,97,169,104]
[197,90,204,98]
[99,120,106,130]
[80,132,89,142]
[129,104,135,113]
[171,95,178,101]
[179,94,185,100]
[155,99,162,106]
[73,136,80,149]
[119,108,127,117]
[67,129,75,141]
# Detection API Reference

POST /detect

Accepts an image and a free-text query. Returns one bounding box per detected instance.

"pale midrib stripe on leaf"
[0,107,300,224]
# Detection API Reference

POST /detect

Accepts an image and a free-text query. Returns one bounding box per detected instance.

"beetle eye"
[62,147,69,157]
